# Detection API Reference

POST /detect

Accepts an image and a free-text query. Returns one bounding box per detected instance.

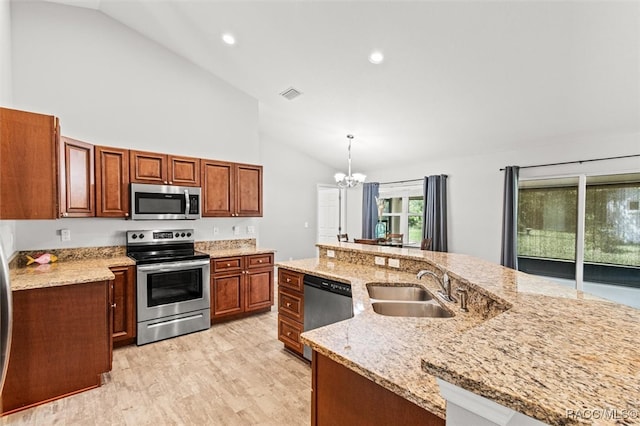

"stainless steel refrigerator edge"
[0,244,13,396]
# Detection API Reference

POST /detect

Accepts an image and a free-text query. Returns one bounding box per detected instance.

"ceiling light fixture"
[334,134,366,188]
[369,50,384,64]
[222,33,236,45]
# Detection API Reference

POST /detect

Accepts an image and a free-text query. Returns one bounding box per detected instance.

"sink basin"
[367,284,433,301]
[371,302,454,318]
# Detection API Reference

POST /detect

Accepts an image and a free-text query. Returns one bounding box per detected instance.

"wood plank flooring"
[2,308,311,425]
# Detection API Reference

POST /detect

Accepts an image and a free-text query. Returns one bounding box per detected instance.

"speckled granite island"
[277,242,640,426]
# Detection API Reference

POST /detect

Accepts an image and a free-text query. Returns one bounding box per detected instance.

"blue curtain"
[422,175,448,252]
[361,182,379,239]
[500,166,520,269]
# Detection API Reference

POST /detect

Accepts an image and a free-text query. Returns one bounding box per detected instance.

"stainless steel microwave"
[130,183,201,220]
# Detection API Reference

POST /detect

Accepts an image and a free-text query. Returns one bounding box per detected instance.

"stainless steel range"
[126,229,210,345]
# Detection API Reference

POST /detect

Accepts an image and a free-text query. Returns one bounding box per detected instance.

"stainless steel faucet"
[417,269,456,303]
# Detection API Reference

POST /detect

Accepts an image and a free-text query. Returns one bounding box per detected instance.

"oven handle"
[137,259,210,273]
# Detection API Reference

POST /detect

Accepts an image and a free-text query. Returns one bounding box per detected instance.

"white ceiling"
[43,0,640,173]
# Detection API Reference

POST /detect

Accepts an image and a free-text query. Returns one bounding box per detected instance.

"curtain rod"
[379,178,424,185]
[499,153,640,171]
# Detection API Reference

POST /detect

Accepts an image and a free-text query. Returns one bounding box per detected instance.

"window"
[378,184,423,245]
[517,173,640,307]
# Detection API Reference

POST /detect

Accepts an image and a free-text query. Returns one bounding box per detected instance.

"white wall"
[353,132,640,264]
[9,1,262,250]
[259,134,334,261]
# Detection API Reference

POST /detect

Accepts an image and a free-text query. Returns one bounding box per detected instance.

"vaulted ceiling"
[42,0,640,172]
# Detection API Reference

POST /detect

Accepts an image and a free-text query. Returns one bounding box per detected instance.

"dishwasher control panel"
[303,274,352,297]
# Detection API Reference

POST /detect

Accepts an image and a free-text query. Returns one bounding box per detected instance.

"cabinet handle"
[286,331,292,336]
[125,213,129,217]
[62,212,68,217]
[227,263,231,267]
[286,278,291,283]
[286,302,291,307]
[164,181,168,184]
[112,303,117,308]
[258,260,263,263]
[169,181,173,185]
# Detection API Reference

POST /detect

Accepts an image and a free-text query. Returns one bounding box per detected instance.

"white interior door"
[317,185,341,244]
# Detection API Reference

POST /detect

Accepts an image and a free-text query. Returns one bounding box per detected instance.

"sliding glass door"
[517,173,640,307]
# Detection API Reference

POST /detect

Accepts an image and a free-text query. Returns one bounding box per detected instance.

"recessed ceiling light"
[222,33,236,45]
[369,50,384,64]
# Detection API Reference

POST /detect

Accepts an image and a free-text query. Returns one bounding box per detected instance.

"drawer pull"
[258,260,263,263]
[286,302,291,307]
[286,331,292,336]
[227,263,231,267]
[286,278,291,283]
[112,303,117,308]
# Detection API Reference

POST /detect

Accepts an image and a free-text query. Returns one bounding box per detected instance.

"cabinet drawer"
[247,253,274,269]
[278,287,303,322]
[213,257,243,273]
[278,269,304,292]
[278,314,303,354]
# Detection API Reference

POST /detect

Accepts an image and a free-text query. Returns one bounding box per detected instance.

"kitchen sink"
[367,284,433,301]
[371,302,454,318]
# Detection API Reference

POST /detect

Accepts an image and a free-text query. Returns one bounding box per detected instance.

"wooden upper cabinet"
[59,137,95,218]
[0,107,59,219]
[169,156,200,187]
[129,150,167,184]
[201,160,262,217]
[236,164,263,217]
[95,146,129,218]
[202,160,234,217]
[130,150,200,186]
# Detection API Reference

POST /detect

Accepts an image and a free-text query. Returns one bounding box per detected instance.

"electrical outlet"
[374,256,386,266]
[247,226,255,234]
[60,229,71,242]
[304,222,309,228]
[232,226,240,236]
[213,227,219,235]
[388,258,400,268]
[327,250,335,258]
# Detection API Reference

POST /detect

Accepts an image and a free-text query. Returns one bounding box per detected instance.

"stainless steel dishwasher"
[303,274,353,361]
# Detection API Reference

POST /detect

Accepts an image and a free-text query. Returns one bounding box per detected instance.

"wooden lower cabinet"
[211,253,274,322]
[109,266,136,347]
[312,352,445,426]
[1,282,112,415]
[277,268,305,356]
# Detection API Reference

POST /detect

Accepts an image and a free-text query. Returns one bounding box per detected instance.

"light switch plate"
[388,258,400,268]
[374,256,386,266]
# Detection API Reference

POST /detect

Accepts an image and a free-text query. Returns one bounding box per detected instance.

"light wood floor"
[2,308,311,425]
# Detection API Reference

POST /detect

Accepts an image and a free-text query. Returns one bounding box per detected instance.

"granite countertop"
[278,243,640,426]
[10,256,135,291]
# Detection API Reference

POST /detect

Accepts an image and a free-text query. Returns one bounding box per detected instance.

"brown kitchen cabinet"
[0,107,59,219]
[277,268,305,357]
[1,281,112,415]
[109,265,136,347]
[95,145,130,217]
[211,253,274,321]
[59,136,95,217]
[201,160,263,217]
[130,150,200,186]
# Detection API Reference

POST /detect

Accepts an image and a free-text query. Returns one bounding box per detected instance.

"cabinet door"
[110,266,136,346]
[59,137,95,217]
[0,107,59,219]
[130,150,168,184]
[245,268,274,312]
[212,273,244,317]
[168,155,200,187]
[236,164,263,217]
[95,146,130,218]
[201,160,234,217]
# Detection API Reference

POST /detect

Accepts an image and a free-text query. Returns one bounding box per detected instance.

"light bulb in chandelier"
[334,134,366,188]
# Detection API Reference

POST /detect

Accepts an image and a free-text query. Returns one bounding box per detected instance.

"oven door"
[137,259,210,322]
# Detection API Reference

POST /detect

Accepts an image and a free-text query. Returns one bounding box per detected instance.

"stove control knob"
[181,232,186,237]
[175,233,180,238]
[139,234,145,239]
[187,232,192,237]
[131,234,137,239]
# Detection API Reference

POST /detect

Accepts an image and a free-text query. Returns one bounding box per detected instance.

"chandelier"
[334,134,366,188]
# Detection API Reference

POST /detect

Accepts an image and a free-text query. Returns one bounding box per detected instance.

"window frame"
[378,183,423,246]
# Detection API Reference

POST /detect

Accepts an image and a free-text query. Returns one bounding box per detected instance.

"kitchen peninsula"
[277,242,640,426]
